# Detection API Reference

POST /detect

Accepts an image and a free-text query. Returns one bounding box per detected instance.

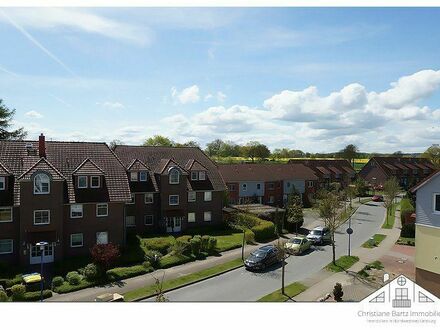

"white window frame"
[0,177,5,190]
[145,193,154,204]
[308,181,314,188]
[33,173,50,194]
[0,239,13,254]
[33,210,50,225]
[70,233,84,248]
[433,193,440,214]
[90,176,101,188]
[96,232,108,245]
[169,195,179,206]
[188,212,196,223]
[198,171,206,181]
[78,176,88,189]
[139,172,148,182]
[204,211,212,222]
[96,203,108,217]
[125,216,136,227]
[130,172,138,182]
[204,191,212,202]
[191,171,198,181]
[144,215,154,226]
[0,207,13,223]
[70,204,83,219]
[188,191,196,202]
[169,168,180,184]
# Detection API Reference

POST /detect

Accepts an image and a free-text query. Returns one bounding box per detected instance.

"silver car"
[307,226,331,245]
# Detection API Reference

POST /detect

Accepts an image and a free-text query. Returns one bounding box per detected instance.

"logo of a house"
[362,274,438,307]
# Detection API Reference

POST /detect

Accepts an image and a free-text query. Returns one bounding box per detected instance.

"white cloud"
[0,8,152,46]
[204,93,213,101]
[171,85,200,104]
[25,110,43,119]
[96,101,125,110]
[217,91,227,102]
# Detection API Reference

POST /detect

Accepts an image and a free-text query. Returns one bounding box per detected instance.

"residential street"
[144,201,385,302]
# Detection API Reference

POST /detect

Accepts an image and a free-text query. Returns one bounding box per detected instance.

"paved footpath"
[294,198,403,302]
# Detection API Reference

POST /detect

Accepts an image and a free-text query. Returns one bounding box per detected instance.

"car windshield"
[290,238,302,244]
[310,230,322,236]
[251,251,267,258]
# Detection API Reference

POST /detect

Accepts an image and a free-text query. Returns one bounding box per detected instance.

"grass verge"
[258,282,308,302]
[382,203,397,229]
[362,234,387,248]
[124,258,243,301]
[325,255,360,273]
[396,237,415,246]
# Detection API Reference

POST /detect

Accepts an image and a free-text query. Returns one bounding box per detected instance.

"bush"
[251,219,276,241]
[207,237,217,252]
[144,250,163,268]
[5,274,22,288]
[21,290,53,301]
[190,237,202,255]
[106,265,152,281]
[400,198,415,224]
[90,243,121,270]
[142,261,151,269]
[168,240,190,256]
[143,237,174,254]
[401,223,415,238]
[11,284,26,301]
[66,271,81,286]
[176,235,192,243]
[51,276,64,288]
[83,263,101,281]
[245,230,255,243]
[53,280,95,294]
[159,254,194,269]
[0,290,8,302]
[201,235,210,252]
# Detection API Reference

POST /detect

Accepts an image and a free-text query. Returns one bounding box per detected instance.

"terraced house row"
[0,135,226,267]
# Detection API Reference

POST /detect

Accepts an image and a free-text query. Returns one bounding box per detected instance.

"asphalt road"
[143,201,386,302]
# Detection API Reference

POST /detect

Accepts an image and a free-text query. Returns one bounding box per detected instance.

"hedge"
[106,265,153,281]
[142,237,174,254]
[400,198,415,224]
[401,223,415,238]
[21,290,53,302]
[159,254,194,269]
[53,279,98,294]
[251,219,276,242]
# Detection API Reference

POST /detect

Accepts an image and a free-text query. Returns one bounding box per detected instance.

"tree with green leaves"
[383,177,400,225]
[316,190,344,265]
[0,99,26,140]
[340,144,359,167]
[242,141,270,162]
[205,139,223,157]
[422,144,440,169]
[175,140,200,148]
[345,185,357,208]
[286,191,303,234]
[354,177,368,202]
[143,135,175,147]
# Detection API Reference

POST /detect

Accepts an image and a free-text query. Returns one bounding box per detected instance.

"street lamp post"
[36,241,48,302]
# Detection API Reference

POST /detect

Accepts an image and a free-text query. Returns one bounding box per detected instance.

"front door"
[30,243,55,265]
[166,217,182,233]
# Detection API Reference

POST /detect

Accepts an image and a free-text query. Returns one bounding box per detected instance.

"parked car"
[284,236,312,255]
[244,245,280,271]
[306,226,331,245]
[372,195,384,202]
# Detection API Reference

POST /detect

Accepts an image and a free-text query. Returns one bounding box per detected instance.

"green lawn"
[325,255,360,273]
[362,234,387,248]
[382,203,397,229]
[215,232,245,252]
[124,258,244,301]
[258,282,308,302]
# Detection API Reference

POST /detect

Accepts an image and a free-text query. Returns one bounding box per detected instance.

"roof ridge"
[17,157,65,180]
[72,158,106,174]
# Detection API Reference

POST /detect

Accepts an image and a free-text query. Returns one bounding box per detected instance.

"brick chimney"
[39,133,46,158]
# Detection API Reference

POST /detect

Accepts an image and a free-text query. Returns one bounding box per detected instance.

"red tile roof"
[218,163,317,182]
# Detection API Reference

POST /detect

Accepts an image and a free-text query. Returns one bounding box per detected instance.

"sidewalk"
[294,202,402,302]
[47,235,292,302]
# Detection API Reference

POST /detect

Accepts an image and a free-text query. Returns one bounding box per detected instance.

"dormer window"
[0,177,5,190]
[78,176,88,189]
[199,171,206,180]
[191,171,198,181]
[130,172,138,181]
[91,176,101,188]
[169,168,180,184]
[139,172,147,182]
[34,173,50,194]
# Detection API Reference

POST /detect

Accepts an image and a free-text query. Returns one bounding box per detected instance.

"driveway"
[143,201,385,302]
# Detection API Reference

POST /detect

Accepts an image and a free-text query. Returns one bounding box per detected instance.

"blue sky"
[0,7,439,153]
